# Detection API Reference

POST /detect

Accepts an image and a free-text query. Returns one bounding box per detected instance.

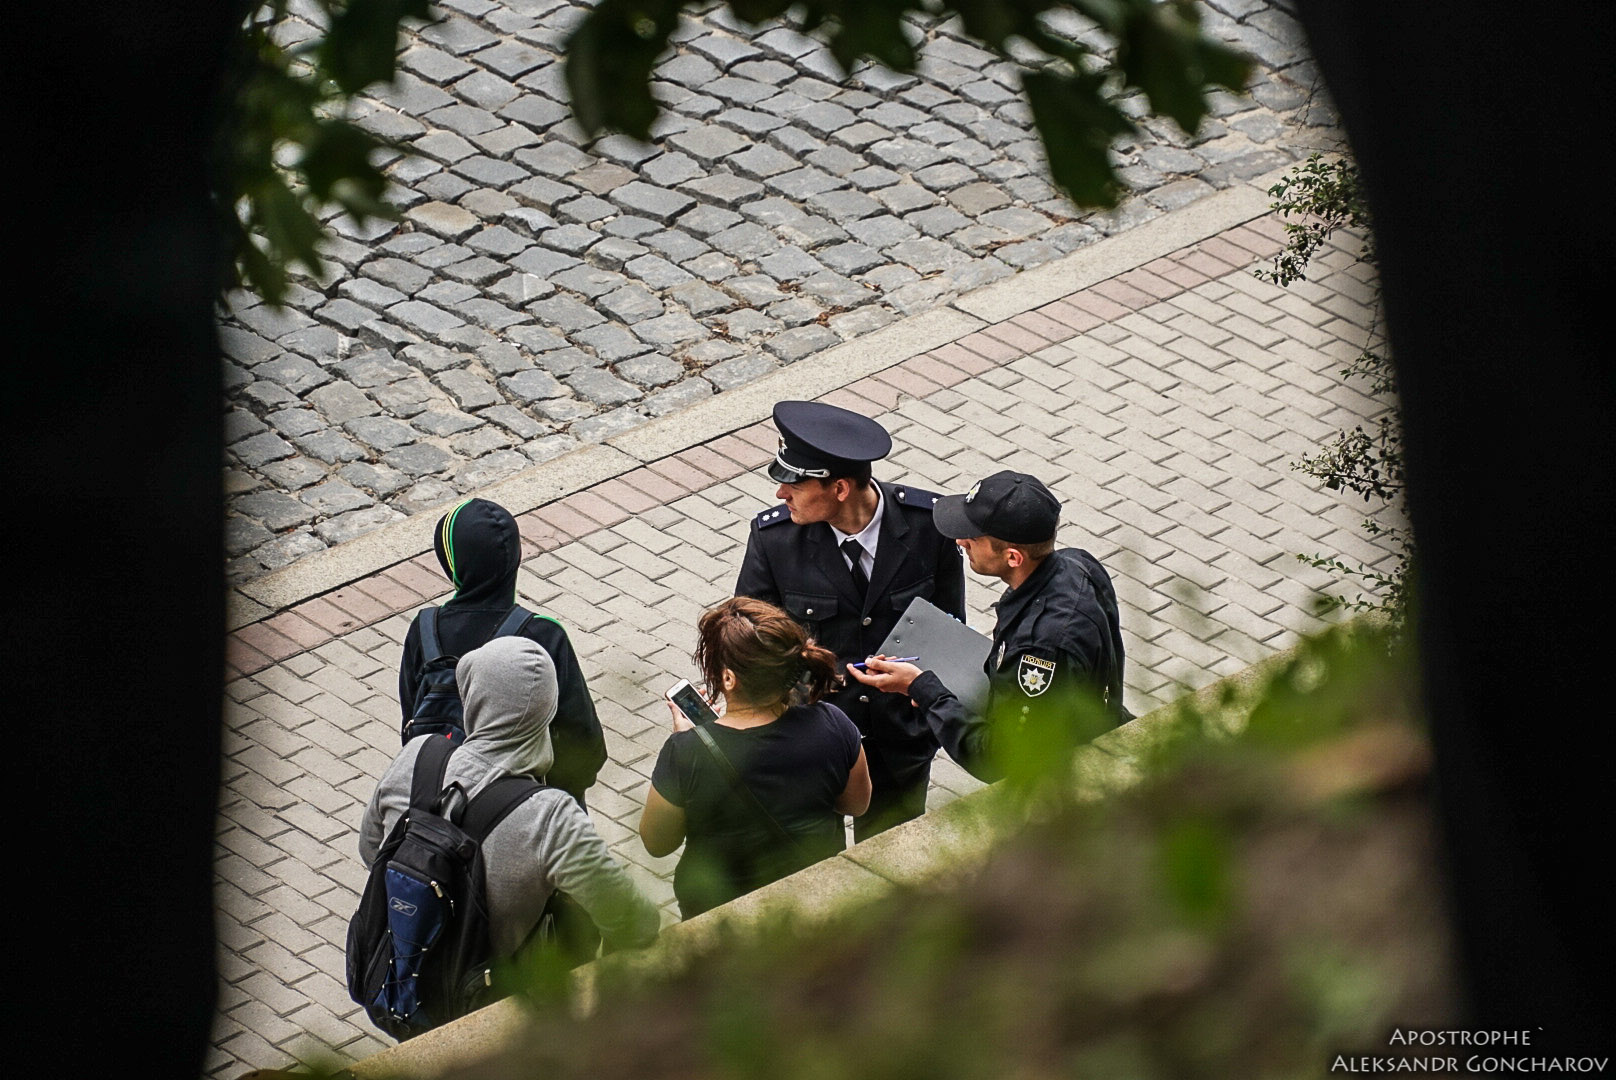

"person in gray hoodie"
[361,636,661,964]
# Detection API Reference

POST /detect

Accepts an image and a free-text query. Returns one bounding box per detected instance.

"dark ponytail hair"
[695,597,840,708]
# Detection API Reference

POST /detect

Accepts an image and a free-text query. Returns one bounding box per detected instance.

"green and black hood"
[434,498,521,607]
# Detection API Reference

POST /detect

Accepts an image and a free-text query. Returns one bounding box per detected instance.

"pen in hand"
[849,656,919,670]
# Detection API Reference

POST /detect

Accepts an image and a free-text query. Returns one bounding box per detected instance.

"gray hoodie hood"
[447,636,558,794]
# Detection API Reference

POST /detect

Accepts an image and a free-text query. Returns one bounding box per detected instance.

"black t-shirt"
[652,701,862,918]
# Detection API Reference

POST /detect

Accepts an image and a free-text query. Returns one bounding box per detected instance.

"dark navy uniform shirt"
[734,480,966,747]
[910,548,1129,781]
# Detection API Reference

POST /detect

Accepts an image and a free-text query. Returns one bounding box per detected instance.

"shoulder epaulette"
[891,484,944,510]
[755,504,792,528]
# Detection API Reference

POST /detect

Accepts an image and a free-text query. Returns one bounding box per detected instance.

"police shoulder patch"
[756,504,792,528]
[892,484,943,510]
[1017,653,1057,697]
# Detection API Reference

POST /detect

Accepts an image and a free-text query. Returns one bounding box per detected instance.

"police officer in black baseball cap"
[736,401,966,838]
[931,470,1062,546]
[851,469,1131,782]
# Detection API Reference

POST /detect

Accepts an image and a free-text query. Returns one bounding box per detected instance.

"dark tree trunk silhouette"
[14,5,234,1075]
[1295,0,1615,1048]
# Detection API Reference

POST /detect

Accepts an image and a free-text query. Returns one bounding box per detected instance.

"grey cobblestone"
[218,0,1342,591]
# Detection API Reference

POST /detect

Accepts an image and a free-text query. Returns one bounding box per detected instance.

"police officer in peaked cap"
[850,470,1131,783]
[735,401,966,839]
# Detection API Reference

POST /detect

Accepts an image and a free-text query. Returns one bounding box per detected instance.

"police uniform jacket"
[909,547,1128,781]
[735,480,966,744]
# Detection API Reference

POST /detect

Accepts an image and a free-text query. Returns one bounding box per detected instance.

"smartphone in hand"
[665,679,718,725]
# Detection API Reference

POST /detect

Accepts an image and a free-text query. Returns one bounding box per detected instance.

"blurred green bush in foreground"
[430,620,1455,1080]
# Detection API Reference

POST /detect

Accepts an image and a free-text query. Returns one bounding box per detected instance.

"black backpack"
[346,736,543,1039]
[402,605,534,745]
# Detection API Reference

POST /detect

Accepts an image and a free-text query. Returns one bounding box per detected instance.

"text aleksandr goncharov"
[1331,1030,1608,1074]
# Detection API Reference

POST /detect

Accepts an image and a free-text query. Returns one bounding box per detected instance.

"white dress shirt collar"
[830,484,882,578]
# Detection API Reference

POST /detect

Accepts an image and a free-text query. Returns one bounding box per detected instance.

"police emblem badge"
[1018,654,1056,696]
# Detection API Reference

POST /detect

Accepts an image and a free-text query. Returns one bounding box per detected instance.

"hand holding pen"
[846,654,923,696]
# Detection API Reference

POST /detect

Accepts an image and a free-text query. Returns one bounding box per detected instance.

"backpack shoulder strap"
[418,606,445,661]
[462,776,544,842]
[492,605,533,640]
[408,736,457,811]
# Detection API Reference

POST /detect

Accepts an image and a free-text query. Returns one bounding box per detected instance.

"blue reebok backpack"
[346,736,542,1038]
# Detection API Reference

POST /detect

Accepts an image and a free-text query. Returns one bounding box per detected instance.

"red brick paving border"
[678,444,743,482]
[1068,291,1134,322]
[956,331,1020,362]
[1115,267,1181,300]
[1010,310,1074,342]
[564,490,631,529]
[931,342,996,375]
[1090,278,1157,310]
[901,353,970,389]
[351,572,424,614]
[1035,300,1105,335]
[593,477,660,515]
[643,456,711,494]
[223,216,1295,677]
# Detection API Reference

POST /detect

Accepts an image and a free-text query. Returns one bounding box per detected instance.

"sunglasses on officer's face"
[768,439,831,485]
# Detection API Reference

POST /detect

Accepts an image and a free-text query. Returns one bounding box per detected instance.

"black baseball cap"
[767,401,893,484]
[933,471,1060,543]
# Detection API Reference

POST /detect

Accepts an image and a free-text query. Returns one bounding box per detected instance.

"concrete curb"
[604,306,987,464]
[232,444,641,619]
[225,170,1291,629]
[954,166,1289,323]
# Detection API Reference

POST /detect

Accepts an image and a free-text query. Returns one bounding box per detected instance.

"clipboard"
[876,597,992,714]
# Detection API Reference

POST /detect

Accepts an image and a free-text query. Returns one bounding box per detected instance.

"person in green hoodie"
[398,498,607,808]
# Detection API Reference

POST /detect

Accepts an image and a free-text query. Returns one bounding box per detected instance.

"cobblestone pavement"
[208,200,1398,1075]
[219,0,1337,581]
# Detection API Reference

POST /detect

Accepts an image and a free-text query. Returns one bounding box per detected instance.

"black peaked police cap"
[933,471,1060,543]
[767,400,893,484]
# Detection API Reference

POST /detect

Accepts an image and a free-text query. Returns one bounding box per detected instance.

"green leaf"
[1198,35,1252,92]
[1160,818,1233,926]
[825,0,917,75]
[566,0,684,140]
[321,0,430,94]
[1118,5,1204,133]
[298,120,386,203]
[727,0,796,26]
[1022,69,1132,208]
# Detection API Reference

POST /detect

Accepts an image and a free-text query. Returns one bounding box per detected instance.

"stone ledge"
[606,307,986,464]
[233,443,639,614]
[950,167,1293,325]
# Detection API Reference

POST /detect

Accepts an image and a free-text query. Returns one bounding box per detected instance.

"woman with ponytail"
[639,597,871,918]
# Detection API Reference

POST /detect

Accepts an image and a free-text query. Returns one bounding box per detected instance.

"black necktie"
[841,538,869,598]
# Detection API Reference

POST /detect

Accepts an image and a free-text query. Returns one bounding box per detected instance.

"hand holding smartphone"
[665,679,718,732]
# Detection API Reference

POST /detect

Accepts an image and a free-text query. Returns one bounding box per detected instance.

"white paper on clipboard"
[875,597,992,714]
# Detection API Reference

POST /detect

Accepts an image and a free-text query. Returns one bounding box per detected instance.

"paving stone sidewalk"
[219,0,1338,581]
[208,203,1398,1076]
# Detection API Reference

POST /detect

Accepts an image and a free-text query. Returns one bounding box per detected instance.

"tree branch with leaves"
[219,0,1251,303]
[567,0,1250,208]
[217,0,430,304]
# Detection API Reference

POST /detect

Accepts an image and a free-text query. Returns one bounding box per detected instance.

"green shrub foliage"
[1258,154,1409,625]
